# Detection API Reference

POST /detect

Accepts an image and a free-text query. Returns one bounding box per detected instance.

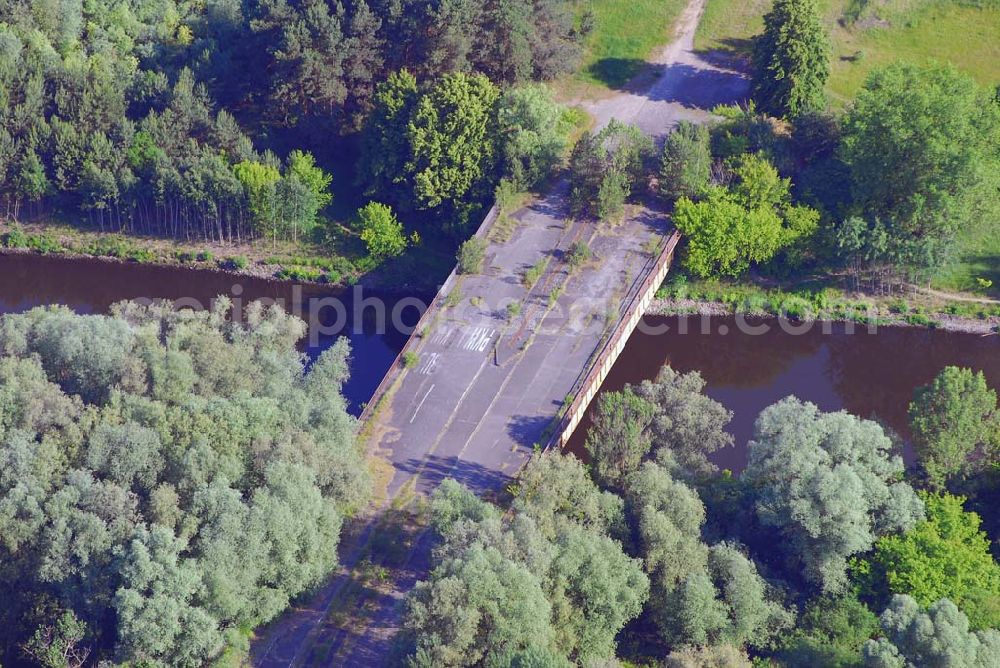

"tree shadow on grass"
[953,253,1000,298]
[693,37,756,70]
[586,58,660,92]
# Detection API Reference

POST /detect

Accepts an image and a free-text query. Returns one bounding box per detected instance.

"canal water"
[3,253,997,464]
[0,253,420,415]
[567,315,1000,472]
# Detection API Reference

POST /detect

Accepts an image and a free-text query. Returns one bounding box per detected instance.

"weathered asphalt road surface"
[250,1,747,665]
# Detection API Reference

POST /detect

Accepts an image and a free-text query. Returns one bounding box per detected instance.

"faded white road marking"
[462,327,495,352]
[410,384,436,424]
[472,328,495,352]
[419,352,439,375]
[459,327,483,350]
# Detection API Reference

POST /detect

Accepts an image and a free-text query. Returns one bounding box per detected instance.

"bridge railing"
[357,202,501,427]
[544,230,680,450]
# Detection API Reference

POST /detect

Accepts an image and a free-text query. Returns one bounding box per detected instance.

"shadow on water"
[566,315,1000,473]
[0,253,426,415]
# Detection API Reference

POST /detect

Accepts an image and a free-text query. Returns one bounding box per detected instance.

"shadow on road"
[397,454,512,494]
[506,414,554,447]
[693,36,755,70]
[585,57,655,91]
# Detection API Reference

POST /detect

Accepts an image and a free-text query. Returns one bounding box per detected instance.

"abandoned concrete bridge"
[250,0,748,662]
[362,197,680,499]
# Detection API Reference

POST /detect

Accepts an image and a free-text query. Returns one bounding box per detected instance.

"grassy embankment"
[696,0,1000,104]
[693,0,1000,298]
[654,276,1000,332]
[0,205,458,291]
[0,133,460,289]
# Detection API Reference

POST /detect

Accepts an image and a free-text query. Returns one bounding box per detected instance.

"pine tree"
[752,0,830,118]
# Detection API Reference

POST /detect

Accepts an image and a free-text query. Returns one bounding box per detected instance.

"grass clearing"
[565,0,688,94]
[695,0,768,59]
[934,216,1000,298]
[695,0,1000,104]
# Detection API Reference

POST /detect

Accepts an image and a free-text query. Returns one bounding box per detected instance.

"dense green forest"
[0,301,366,665]
[399,365,1000,666]
[0,0,588,244]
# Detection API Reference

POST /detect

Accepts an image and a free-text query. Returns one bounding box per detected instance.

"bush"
[126,248,156,263]
[3,226,29,248]
[223,255,249,270]
[444,288,463,308]
[905,313,936,328]
[25,233,63,254]
[84,235,132,258]
[566,241,591,269]
[401,350,420,368]
[780,295,816,321]
[197,250,213,262]
[357,201,408,261]
[277,267,324,282]
[506,300,522,319]
[457,237,487,274]
[522,259,547,289]
[494,178,523,212]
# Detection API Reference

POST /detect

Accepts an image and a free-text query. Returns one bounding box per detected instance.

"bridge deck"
[369,186,671,499]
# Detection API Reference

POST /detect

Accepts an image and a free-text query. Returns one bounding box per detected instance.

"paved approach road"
[251,1,747,665]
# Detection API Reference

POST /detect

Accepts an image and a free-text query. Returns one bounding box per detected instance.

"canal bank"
[648,293,1000,335]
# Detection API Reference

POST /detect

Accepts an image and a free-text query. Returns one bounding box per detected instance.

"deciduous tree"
[863,596,1000,668]
[908,366,998,488]
[841,63,1000,275]
[660,121,712,201]
[868,493,1000,630]
[744,397,924,593]
[357,201,408,260]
